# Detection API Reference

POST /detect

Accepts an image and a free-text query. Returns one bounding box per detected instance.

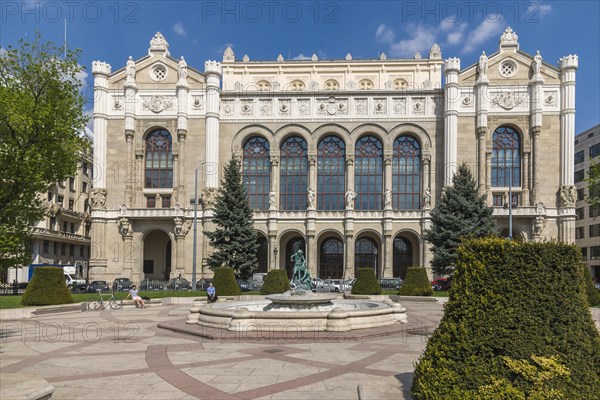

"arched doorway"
[285,237,305,279]
[256,234,268,273]
[143,230,172,280]
[355,237,379,277]
[500,228,525,242]
[393,236,413,279]
[319,237,344,279]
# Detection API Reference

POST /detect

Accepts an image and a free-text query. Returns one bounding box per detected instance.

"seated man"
[207,283,218,303]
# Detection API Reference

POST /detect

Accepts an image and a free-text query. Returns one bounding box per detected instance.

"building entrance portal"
[143,230,172,280]
[319,238,344,279]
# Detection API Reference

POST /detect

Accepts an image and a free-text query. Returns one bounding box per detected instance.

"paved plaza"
[0,301,444,400]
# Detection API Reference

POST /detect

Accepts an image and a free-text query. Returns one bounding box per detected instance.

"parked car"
[431,277,452,291]
[65,273,87,291]
[112,278,133,292]
[322,279,350,292]
[140,279,164,291]
[167,277,190,290]
[379,278,404,290]
[238,280,255,292]
[87,280,110,293]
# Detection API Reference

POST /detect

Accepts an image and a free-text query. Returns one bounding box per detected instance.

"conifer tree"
[205,158,259,280]
[424,163,497,275]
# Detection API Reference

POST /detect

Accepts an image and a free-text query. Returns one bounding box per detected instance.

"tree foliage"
[586,158,600,206]
[424,163,497,275]
[0,33,89,269]
[205,158,259,280]
[398,267,433,296]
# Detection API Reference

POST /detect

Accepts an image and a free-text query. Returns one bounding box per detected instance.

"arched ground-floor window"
[355,237,379,277]
[319,237,344,279]
[393,236,413,279]
[256,234,268,273]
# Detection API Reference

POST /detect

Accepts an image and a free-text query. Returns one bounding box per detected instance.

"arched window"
[145,129,173,188]
[393,79,408,90]
[324,79,339,90]
[280,136,308,210]
[289,80,305,91]
[355,237,378,276]
[393,135,421,210]
[358,79,374,90]
[256,80,271,91]
[393,236,413,279]
[256,234,268,273]
[243,136,271,210]
[492,126,521,187]
[318,136,346,210]
[320,238,344,279]
[355,135,383,210]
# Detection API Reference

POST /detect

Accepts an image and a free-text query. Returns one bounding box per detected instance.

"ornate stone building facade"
[89,29,577,281]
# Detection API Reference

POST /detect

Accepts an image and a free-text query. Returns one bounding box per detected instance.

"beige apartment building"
[88,28,578,282]
[574,124,600,279]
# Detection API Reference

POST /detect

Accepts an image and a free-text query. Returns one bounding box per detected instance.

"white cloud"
[389,24,436,58]
[292,53,311,60]
[539,4,552,15]
[445,23,468,45]
[75,68,88,84]
[375,24,395,44]
[173,22,186,37]
[460,17,504,54]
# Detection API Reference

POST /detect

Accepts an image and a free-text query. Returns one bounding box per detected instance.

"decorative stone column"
[344,153,356,278]
[558,54,578,243]
[476,127,487,194]
[422,154,431,203]
[204,60,222,188]
[531,127,541,204]
[174,215,191,278]
[117,217,134,279]
[522,152,530,205]
[529,51,544,206]
[124,56,137,205]
[176,60,189,203]
[443,58,460,186]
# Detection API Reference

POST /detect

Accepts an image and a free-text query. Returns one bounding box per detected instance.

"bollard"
[357,383,365,400]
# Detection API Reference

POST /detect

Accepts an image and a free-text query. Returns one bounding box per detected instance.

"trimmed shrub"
[21,267,74,306]
[351,268,381,295]
[581,263,600,307]
[398,267,433,296]
[276,269,291,292]
[211,267,241,296]
[260,270,288,295]
[411,238,600,400]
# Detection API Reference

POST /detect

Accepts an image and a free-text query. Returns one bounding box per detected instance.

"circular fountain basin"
[189,293,407,332]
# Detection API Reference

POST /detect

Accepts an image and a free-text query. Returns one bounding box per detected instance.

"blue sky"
[1,1,598,132]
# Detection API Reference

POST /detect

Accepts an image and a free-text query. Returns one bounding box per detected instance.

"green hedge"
[260,269,290,295]
[211,267,241,296]
[411,238,600,400]
[581,263,600,307]
[398,267,433,296]
[351,268,381,295]
[21,267,74,306]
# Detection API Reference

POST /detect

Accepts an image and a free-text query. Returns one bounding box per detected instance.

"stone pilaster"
[204,60,222,188]
[444,58,460,186]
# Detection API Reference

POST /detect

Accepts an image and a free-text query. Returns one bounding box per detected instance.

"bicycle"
[89,290,124,310]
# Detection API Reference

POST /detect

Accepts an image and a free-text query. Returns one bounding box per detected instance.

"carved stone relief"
[392,98,406,115]
[490,91,527,110]
[141,95,175,113]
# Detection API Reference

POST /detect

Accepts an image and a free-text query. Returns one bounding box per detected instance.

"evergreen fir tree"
[424,163,497,275]
[205,158,259,280]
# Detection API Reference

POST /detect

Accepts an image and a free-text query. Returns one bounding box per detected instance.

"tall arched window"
[280,136,308,210]
[355,237,378,276]
[319,237,344,279]
[318,136,346,210]
[145,129,173,188]
[393,236,413,279]
[492,126,521,187]
[393,135,421,210]
[355,135,383,210]
[243,136,271,210]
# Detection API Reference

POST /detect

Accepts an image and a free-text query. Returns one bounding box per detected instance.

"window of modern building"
[577,188,585,201]
[50,217,56,230]
[590,246,600,260]
[493,194,503,207]
[280,136,308,210]
[491,126,521,187]
[70,223,75,233]
[68,199,74,211]
[355,135,383,210]
[162,196,171,208]
[243,136,271,210]
[574,169,585,183]
[590,143,600,158]
[317,135,345,210]
[590,204,600,218]
[57,195,63,205]
[82,182,88,193]
[69,177,75,191]
[145,129,173,188]
[80,245,84,257]
[574,150,585,164]
[47,192,53,201]
[62,221,67,232]
[576,207,585,220]
[43,240,49,254]
[589,224,600,238]
[146,196,156,208]
[575,226,585,239]
[393,135,421,210]
[581,247,587,260]
[82,161,88,176]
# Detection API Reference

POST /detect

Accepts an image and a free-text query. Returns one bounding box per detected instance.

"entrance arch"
[319,237,344,279]
[256,233,268,273]
[393,235,413,279]
[355,237,379,277]
[143,230,172,280]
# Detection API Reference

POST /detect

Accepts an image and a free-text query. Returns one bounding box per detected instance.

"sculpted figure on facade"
[125,56,136,82]
[345,190,357,209]
[201,188,218,209]
[117,217,133,239]
[384,189,392,209]
[559,185,577,207]
[178,56,188,80]
[533,50,543,76]
[307,187,316,209]
[533,215,545,238]
[478,51,488,79]
[269,191,277,210]
[90,188,107,210]
[423,188,431,209]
